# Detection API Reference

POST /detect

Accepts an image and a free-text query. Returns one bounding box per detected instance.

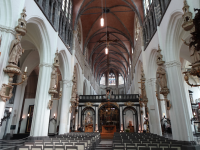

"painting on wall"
[25,105,34,133]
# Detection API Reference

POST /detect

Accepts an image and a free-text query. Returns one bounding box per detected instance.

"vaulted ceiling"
[73,0,144,81]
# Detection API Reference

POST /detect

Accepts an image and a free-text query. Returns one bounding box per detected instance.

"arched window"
[62,0,65,11]
[143,0,152,16]
[135,16,140,41]
[61,0,72,23]
[119,74,124,85]
[109,73,116,85]
[69,0,72,23]
[100,74,105,85]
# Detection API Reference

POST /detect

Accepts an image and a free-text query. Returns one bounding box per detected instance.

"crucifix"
[98,31,119,47]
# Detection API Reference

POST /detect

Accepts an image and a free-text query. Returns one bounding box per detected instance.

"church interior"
[0,0,200,149]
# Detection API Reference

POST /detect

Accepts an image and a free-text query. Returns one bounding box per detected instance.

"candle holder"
[0,70,27,102]
[0,9,27,103]
[49,114,57,122]
[0,108,12,126]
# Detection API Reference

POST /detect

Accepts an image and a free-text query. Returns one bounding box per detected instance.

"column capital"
[165,60,181,68]
[146,78,156,86]
[39,63,53,68]
[62,80,73,88]
[0,24,15,35]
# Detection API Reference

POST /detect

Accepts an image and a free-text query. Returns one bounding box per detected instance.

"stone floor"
[95,140,113,150]
[163,132,200,144]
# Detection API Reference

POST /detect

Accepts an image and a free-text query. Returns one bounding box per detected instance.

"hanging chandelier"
[100,0,104,27]
[105,47,108,54]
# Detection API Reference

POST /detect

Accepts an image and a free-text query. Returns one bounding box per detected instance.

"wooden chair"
[18,146,29,150]
[43,146,54,150]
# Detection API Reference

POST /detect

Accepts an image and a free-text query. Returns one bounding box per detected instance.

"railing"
[143,0,171,49]
[34,0,73,51]
[79,94,140,102]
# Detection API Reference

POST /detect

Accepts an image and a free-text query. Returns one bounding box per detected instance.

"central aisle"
[95,140,113,150]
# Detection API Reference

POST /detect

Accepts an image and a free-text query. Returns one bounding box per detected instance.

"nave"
[1,0,200,149]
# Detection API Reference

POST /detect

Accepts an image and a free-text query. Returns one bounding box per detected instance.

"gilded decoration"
[139,67,148,107]
[182,0,194,31]
[48,50,62,109]
[156,45,171,110]
[85,102,93,107]
[69,67,79,113]
[181,2,200,87]
[1,8,28,102]
[124,101,134,107]
[99,102,119,109]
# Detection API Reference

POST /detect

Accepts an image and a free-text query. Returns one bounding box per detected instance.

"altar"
[102,125,116,133]
[85,124,93,132]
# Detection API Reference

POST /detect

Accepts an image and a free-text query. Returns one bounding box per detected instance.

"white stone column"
[95,107,98,131]
[75,110,78,131]
[8,80,27,134]
[120,107,123,131]
[59,80,72,134]
[56,81,63,131]
[78,107,81,128]
[30,63,52,137]
[165,61,193,141]
[146,78,162,136]
[0,29,15,135]
[141,106,145,131]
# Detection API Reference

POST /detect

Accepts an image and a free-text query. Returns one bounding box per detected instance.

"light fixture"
[100,18,104,27]
[0,108,12,126]
[163,113,165,117]
[105,47,108,54]
[54,113,55,117]
[100,0,104,27]
[27,114,29,117]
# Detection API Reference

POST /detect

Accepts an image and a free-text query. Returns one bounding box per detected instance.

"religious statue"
[156,45,165,65]
[156,66,167,89]
[8,34,24,66]
[85,112,93,124]
[106,90,111,100]
[50,67,58,90]
[141,82,147,99]
[48,100,53,109]
[53,50,60,67]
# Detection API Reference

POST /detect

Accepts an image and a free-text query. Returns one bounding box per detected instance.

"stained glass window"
[143,0,152,16]
[62,0,65,11]
[69,0,72,23]
[65,0,69,17]
[119,74,124,85]
[109,73,116,85]
[100,74,105,85]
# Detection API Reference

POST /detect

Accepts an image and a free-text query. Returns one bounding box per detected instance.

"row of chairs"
[112,133,196,150]
[112,148,177,150]
[18,133,100,150]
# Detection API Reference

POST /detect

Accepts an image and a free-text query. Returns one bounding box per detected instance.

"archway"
[98,103,120,132]
[81,107,96,132]
[122,106,138,132]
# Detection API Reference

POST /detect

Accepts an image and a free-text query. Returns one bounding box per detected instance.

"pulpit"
[85,124,93,132]
[102,125,116,133]
[128,121,134,132]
